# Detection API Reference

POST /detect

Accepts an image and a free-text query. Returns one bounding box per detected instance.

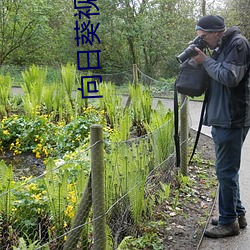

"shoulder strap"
[174,81,208,167]
[189,91,208,164]
[174,81,180,168]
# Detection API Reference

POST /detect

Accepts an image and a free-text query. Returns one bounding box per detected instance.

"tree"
[0,0,46,65]
[97,0,199,79]
[0,0,76,66]
[220,0,250,39]
[0,0,231,81]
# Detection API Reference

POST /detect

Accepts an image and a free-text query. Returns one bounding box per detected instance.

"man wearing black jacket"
[192,15,250,238]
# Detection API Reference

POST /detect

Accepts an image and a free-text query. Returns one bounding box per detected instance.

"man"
[192,15,250,238]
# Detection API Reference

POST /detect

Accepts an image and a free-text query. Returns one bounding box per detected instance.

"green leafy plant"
[99,81,123,128]
[13,236,44,250]
[158,182,171,203]
[21,65,47,118]
[0,161,15,222]
[129,84,153,133]
[43,84,55,114]
[12,176,49,241]
[60,63,76,102]
[0,73,12,117]
[172,190,180,210]
[105,136,154,247]
[43,159,68,226]
[117,233,163,250]
[145,100,174,164]
[0,107,104,158]
[178,173,191,189]
[0,161,16,248]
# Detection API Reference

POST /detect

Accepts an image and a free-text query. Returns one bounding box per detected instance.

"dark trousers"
[211,126,249,225]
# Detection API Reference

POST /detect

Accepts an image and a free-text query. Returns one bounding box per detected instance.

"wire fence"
[0,65,191,249]
[0,115,190,249]
[1,64,175,97]
[137,67,175,94]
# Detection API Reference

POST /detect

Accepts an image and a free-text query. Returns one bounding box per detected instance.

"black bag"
[175,58,208,97]
[174,58,209,168]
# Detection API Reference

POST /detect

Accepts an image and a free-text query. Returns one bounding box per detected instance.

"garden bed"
[0,129,217,250]
[0,66,217,249]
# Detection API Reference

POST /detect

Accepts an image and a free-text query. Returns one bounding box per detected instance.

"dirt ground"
[159,130,217,250]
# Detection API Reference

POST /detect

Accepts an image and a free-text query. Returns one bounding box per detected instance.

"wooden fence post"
[125,64,138,109]
[133,63,138,86]
[91,124,106,250]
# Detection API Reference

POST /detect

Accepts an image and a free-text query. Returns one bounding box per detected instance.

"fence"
[0,64,191,249]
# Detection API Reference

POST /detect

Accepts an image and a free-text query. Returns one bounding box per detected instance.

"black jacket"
[203,26,250,128]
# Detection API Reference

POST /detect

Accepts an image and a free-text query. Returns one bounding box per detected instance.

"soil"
[0,152,45,180]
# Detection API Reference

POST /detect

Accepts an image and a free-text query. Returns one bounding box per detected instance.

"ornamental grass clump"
[99,81,123,128]
[60,63,76,103]
[21,65,47,118]
[129,83,153,136]
[105,137,153,243]
[145,100,175,164]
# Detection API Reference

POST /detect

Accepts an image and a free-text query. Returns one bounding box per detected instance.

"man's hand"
[192,47,207,64]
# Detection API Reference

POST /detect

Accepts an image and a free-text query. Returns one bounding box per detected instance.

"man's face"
[196,30,221,49]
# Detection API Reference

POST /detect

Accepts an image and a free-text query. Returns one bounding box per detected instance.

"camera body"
[176,36,208,63]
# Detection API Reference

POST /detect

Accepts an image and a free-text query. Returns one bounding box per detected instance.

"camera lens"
[176,44,198,63]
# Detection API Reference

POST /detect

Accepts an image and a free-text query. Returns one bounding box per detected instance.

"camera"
[176,36,208,63]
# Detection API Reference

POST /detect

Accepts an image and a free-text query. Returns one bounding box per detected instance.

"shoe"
[204,222,240,238]
[211,214,247,229]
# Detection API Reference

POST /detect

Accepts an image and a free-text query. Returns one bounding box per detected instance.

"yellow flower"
[3,130,9,135]
[10,143,14,150]
[65,205,74,218]
[26,183,37,191]
[42,147,49,157]
[14,149,20,155]
[32,193,42,201]
[71,195,76,204]
[12,207,17,212]
[36,152,41,158]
